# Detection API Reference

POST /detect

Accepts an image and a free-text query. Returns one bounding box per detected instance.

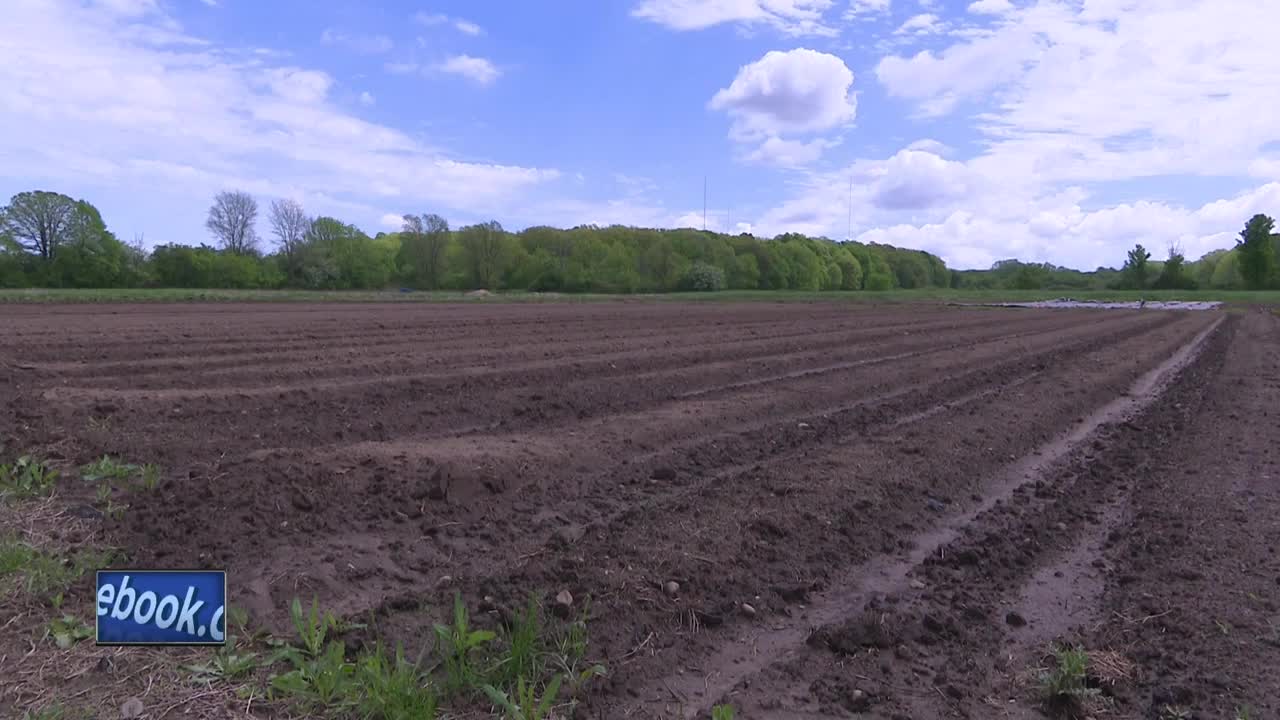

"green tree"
[458,221,509,289]
[1118,244,1151,289]
[398,213,451,289]
[1235,214,1276,289]
[1153,243,1195,289]
[0,190,81,260]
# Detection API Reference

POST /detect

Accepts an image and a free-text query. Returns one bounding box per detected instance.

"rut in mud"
[3,301,1274,719]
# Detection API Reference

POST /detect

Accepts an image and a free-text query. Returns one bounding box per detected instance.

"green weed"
[434,592,495,695]
[0,456,59,501]
[185,635,259,684]
[490,595,545,690]
[138,464,161,491]
[290,596,341,658]
[1039,644,1100,712]
[712,705,737,720]
[0,539,113,605]
[80,456,139,483]
[354,644,439,720]
[546,600,607,700]
[269,640,355,712]
[45,614,93,649]
[482,675,562,720]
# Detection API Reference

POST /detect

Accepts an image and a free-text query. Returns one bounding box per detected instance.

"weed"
[354,644,439,720]
[547,600,607,700]
[45,614,94,649]
[269,640,355,712]
[0,540,113,605]
[0,456,59,501]
[1214,619,1232,636]
[138,463,161,491]
[86,415,112,432]
[20,706,88,720]
[490,595,545,690]
[290,596,341,658]
[434,592,495,695]
[1039,644,1100,712]
[185,635,258,684]
[482,675,562,720]
[1237,706,1254,720]
[1159,705,1191,720]
[712,705,737,720]
[80,456,139,484]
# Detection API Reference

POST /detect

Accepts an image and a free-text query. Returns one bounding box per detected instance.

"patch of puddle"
[957,299,1222,311]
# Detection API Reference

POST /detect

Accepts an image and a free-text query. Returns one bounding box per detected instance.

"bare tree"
[400,213,450,288]
[206,190,259,255]
[269,198,310,277]
[0,190,78,260]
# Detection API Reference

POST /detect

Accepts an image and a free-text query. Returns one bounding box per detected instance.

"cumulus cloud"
[709,49,856,166]
[453,19,484,36]
[434,55,501,85]
[631,0,837,36]
[845,0,891,19]
[871,150,970,210]
[711,49,855,138]
[0,0,555,222]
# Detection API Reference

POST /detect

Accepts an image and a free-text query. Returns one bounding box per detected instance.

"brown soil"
[3,301,1276,719]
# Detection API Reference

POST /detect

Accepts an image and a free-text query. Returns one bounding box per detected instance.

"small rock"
[926,499,947,514]
[552,590,574,619]
[435,575,453,588]
[798,422,812,429]
[664,581,680,598]
[1056,522,1068,531]
[1005,611,1027,628]
[121,697,144,719]
[909,579,927,590]
[741,603,757,617]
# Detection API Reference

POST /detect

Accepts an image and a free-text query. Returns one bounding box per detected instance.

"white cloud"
[845,0,891,18]
[871,150,970,210]
[631,0,838,36]
[359,91,375,106]
[0,0,555,220]
[415,11,484,36]
[905,138,951,155]
[745,136,841,168]
[895,13,944,35]
[434,55,501,85]
[320,28,394,54]
[967,0,1013,15]
[710,49,856,140]
[380,213,404,229]
[454,19,484,36]
[199,0,219,6]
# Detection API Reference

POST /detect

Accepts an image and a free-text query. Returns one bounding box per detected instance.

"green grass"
[1039,644,1101,713]
[0,536,113,606]
[259,593,607,720]
[2,287,1279,305]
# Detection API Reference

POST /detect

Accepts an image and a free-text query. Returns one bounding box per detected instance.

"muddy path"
[4,301,1264,719]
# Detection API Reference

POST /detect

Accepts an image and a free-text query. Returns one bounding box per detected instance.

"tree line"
[0,189,952,292]
[3,189,1277,293]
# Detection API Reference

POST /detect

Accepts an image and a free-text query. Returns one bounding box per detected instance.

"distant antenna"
[702,176,707,231]
[847,175,853,241]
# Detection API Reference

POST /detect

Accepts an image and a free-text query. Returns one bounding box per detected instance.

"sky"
[2,0,1280,270]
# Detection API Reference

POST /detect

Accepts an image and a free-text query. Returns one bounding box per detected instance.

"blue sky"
[2,0,1279,269]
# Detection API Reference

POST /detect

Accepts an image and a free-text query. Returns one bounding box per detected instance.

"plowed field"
[3,301,1277,719]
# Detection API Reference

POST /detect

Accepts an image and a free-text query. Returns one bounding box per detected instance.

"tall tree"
[458,220,508,289]
[1153,242,1193,289]
[206,190,259,255]
[268,198,309,278]
[1235,213,1276,290]
[0,191,79,260]
[1119,243,1151,289]
[399,213,450,289]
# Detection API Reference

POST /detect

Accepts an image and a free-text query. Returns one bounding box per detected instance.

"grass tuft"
[1039,644,1100,713]
[0,456,59,501]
